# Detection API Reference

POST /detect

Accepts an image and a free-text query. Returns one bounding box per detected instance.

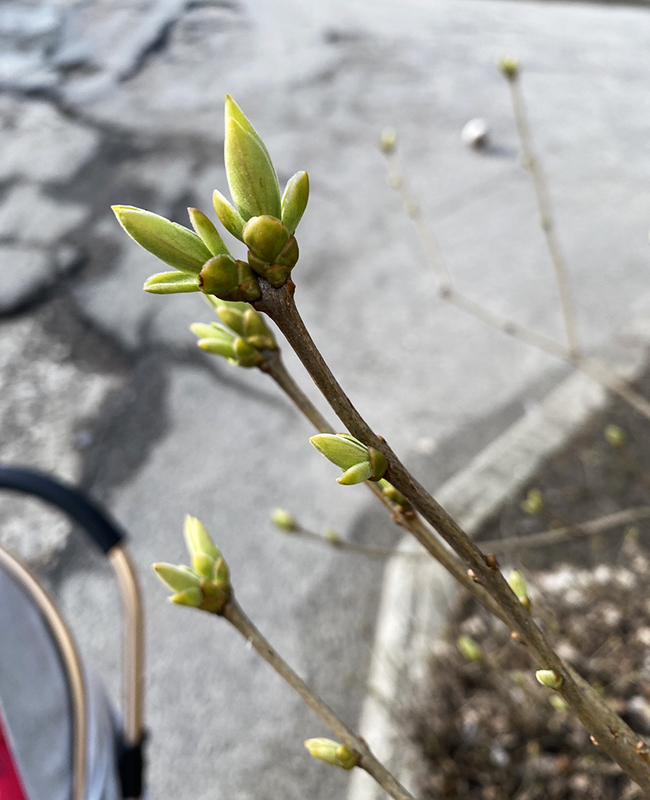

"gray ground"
[2,1,650,798]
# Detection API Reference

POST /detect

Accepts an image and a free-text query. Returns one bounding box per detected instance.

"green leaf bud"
[497,56,520,80]
[144,271,200,294]
[457,635,483,663]
[324,529,341,544]
[198,254,240,298]
[184,514,221,561]
[270,507,297,532]
[508,570,527,599]
[233,336,265,367]
[281,171,309,234]
[188,207,231,257]
[248,236,299,287]
[337,460,373,485]
[549,694,569,712]
[304,738,360,770]
[521,488,544,516]
[195,337,237,360]
[310,433,370,470]
[243,308,276,350]
[112,206,212,275]
[170,587,203,607]
[153,563,201,593]
[367,447,388,481]
[217,305,246,335]
[212,189,246,241]
[213,556,230,585]
[379,479,407,506]
[604,424,626,448]
[243,215,290,264]
[192,552,216,580]
[224,96,281,221]
[535,669,563,690]
[379,127,397,154]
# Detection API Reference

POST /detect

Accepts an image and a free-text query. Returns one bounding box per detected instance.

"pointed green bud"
[112,206,212,275]
[190,322,234,341]
[535,670,563,690]
[153,563,201,593]
[378,479,407,507]
[604,424,626,448]
[324,529,341,544]
[188,207,230,257]
[243,308,276,350]
[144,271,200,294]
[184,514,221,560]
[304,738,360,770]
[549,694,569,712]
[217,305,246,335]
[243,215,290,264]
[213,556,230,585]
[196,337,237,360]
[170,586,203,607]
[508,570,528,599]
[521,488,543,516]
[310,433,370,471]
[281,171,309,235]
[457,635,483,663]
[379,127,397,154]
[193,552,216,580]
[497,56,520,80]
[271,508,297,532]
[337,460,373,485]
[224,96,281,221]
[212,189,246,241]
[233,336,264,367]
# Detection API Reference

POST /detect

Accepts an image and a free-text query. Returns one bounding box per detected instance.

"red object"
[0,709,27,800]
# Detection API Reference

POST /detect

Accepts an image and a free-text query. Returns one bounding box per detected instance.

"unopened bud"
[324,529,341,544]
[243,215,290,264]
[604,424,626,448]
[271,508,297,532]
[521,488,543,516]
[379,127,397,154]
[549,695,569,712]
[193,552,216,580]
[170,587,203,607]
[535,670,563,690]
[243,307,276,350]
[281,171,310,235]
[224,96,281,221]
[184,514,221,560]
[497,56,519,80]
[304,738,360,770]
[153,563,201,593]
[188,207,231,257]
[112,205,212,275]
[457,635,483,663]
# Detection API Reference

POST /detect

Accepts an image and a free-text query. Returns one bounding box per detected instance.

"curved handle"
[0,467,125,554]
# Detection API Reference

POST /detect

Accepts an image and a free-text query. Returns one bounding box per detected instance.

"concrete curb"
[347,316,650,800]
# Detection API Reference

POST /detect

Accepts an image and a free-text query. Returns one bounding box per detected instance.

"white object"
[461,117,489,148]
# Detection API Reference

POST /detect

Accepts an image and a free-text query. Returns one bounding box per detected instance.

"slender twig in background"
[481,506,650,554]
[281,505,650,560]
[223,598,417,800]
[255,278,650,792]
[506,69,581,358]
[381,145,650,426]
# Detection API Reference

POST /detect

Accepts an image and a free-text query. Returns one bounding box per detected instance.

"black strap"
[119,736,146,798]
[0,466,125,554]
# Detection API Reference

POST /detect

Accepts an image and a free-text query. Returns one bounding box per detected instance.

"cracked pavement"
[2,0,650,798]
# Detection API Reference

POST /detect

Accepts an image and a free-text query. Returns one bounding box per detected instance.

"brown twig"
[481,506,650,554]
[254,278,650,793]
[222,598,417,800]
[507,71,581,358]
[383,142,650,427]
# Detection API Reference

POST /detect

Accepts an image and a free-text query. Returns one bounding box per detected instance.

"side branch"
[223,598,417,800]
[255,279,650,793]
